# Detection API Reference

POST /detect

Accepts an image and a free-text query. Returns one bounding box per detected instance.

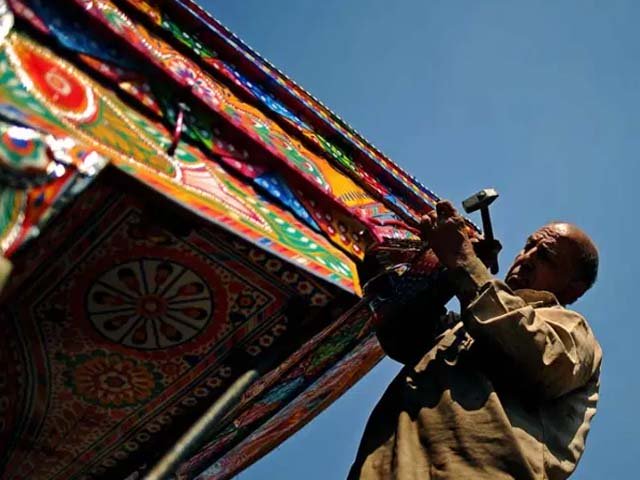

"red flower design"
[71,353,160,408]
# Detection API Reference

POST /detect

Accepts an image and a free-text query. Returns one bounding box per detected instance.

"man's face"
[505,223,583,302]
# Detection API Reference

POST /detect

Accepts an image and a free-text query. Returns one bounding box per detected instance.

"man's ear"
[561,279,588,305]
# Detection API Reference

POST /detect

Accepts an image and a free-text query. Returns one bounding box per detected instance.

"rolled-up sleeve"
[462,279,599,399]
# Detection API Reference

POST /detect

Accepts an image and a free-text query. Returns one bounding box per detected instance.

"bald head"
[548,222,599,291]
[505,222,599,304]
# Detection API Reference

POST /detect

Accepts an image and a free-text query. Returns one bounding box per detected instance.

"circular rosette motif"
[87,259,213,350]
[65,352,161,408]
[14,41,97,122]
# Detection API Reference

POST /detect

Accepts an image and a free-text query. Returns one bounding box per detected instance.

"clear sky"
[203,1,639,478]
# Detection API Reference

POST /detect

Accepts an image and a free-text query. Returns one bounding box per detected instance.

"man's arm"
[455,255,599,399]
[421,201,600,399]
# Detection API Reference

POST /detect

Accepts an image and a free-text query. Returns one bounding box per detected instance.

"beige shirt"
[349,263,602,480]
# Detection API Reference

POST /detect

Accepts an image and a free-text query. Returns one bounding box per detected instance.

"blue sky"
[203,1,639,478]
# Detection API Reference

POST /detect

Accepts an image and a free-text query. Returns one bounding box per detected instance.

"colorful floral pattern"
[63,351,162,408]
[125,0,441,210]
[0,3,452,480]
[0,189,339,480]
[87,259,214,350]
[68,0,411,240]
[0,116,107,256]
[0,35,359,290]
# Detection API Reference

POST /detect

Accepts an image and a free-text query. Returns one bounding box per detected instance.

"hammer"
[462,188,500,274]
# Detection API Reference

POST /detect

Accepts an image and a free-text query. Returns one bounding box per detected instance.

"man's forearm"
[448,255,493,308]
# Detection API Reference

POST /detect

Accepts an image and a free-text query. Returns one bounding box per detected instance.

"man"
[348,201,601,480]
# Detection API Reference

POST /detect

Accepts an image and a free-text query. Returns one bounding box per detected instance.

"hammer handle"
[480,208,494,241]
[479,208,499,274]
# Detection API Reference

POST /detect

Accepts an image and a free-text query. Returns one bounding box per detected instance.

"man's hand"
[419,201,477,269]
[471,237,503,270]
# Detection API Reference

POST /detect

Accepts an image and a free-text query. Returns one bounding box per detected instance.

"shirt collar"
[514,288,561,307]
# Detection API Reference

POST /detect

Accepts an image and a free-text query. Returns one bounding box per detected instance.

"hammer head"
[462,188,499,213]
